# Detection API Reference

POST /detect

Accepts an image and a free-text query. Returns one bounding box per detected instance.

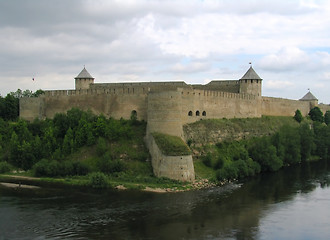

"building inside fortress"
[19,66,330,181]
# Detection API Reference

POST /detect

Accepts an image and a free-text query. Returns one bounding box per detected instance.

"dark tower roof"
[75,67,94,79]
[240,66,262,80]
[300,91,318,101]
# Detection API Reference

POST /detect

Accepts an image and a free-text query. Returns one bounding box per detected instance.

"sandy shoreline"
[0,182,40,189]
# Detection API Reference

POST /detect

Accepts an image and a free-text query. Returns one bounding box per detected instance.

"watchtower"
[299,91,318,109]
[239,66,262,97]
[75,67,94,90]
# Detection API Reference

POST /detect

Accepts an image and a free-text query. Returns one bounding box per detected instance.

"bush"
[202,152,212,167]
[96,137,108,156]
[33,159,90,177]
[214,155,225,170]
[249,136,283,172]
[98,151,126,174]
[216,162,238,181]
[294,109,303,123]
[325,111,330,126]
[88,172,108,189]
[33,159,53,177]
[0,161,12,173]
[72,161,90,175]
[309,107,324,122]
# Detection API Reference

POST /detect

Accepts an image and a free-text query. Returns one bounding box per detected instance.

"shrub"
[325,111,330,126]
[214,155,225,169]
[249,136,283,172]
[233,160,249,178]
[98,152,126,174]
[33,159,52,177]
[202,152,212,167]
[216,162,238,181]
[294,109,303,123]
[33,159,90,177]
[0,161,12,173]
[72,161,90,175]
[96,137,108,156]
[309,107,324,122]
[88,172,108,189]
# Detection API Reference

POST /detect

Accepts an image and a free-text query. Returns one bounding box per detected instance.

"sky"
[1,0,330,103]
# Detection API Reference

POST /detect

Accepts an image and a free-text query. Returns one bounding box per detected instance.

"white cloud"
[264,80,294,89]
[258,47,309,71]
[0,0,330,103]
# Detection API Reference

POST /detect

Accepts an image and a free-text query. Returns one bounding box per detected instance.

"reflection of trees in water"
[119,159,330,240]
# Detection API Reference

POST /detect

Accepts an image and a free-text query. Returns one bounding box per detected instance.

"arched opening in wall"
[196,110,200,116]
[202,111,206,116]
[188,111,193,116]
[131,110,137,121]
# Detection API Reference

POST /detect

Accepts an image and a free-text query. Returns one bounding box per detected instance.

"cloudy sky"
[1,0,330,103]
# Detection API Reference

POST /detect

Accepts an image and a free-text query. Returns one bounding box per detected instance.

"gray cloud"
[0,0,330,103]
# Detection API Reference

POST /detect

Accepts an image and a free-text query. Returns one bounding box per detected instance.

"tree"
[294,109,303,123]
[325,111,330,126]
[42,127,57,158]
[3,94,19,121]
[312,122,329,159]
[279,125,301,165]
[249,136,283,172]
[62,128,75,155]
[31,89,45,97]
[309,107,324,122]
[53,113,69,139]
[299,123,314,161]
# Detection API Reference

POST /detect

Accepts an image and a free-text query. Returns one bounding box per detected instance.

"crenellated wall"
[193,80,240,93]
[180,89,260,124]
[21,89,148,121]
[21,86,321,125]
[261,97,311,117]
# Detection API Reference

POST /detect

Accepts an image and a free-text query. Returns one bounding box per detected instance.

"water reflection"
[1,159,330,240]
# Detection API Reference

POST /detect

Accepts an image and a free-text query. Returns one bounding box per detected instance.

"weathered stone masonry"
[20,66,330,181]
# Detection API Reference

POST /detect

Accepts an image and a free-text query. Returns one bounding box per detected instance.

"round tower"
[239,66,262,97]
[75,67,94,90]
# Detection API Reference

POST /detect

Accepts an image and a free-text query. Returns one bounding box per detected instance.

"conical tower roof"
[75,67,94,79]
[300,91,318,101]
[240,66,262,80]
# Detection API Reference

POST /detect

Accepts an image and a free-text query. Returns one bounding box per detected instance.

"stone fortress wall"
[19,66,330,181]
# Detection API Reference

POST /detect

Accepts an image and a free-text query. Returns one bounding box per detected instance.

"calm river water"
[1,159,330,240]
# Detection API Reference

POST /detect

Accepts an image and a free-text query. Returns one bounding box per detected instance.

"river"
[1,159,330,240]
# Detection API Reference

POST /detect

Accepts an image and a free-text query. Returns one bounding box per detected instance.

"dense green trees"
[203,120,330,182]
[309,106,324,122]
[0,108,147,177]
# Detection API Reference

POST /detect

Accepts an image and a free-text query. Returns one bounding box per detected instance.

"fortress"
[20,66,330,181]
